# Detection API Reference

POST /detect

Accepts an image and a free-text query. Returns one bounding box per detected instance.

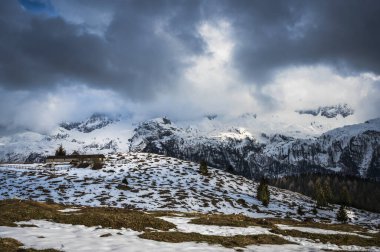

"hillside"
[0,153,380,251]
[1,152,379,226]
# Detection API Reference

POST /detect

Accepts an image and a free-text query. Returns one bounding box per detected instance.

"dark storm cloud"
[221,0,380,84]
[0,0,380,99]
[0,0,205,99]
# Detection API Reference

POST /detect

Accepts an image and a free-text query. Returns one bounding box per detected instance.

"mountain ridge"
[296,104,354,118]
[0,113,379,180]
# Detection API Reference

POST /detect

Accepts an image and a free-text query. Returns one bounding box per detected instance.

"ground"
[0,152,379,251]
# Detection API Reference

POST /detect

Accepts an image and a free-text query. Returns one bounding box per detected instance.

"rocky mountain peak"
[296,104,354,118]
[59,113,118,133]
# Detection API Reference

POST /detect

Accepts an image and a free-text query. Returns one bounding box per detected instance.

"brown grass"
[190,214,368,233]
[147,210,202,218]
[270,228,380,247]
[0,237,60,252]
[0,200,62,227]
[0,199,175,232]
[139,232,293,248]
[190,214,274,228]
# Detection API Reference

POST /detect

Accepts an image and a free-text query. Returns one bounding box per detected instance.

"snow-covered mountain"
[296,104,354,118]
[59,113,119,133]
[0,112,379,179]
[129,117,380,179]
[0,113,132,163]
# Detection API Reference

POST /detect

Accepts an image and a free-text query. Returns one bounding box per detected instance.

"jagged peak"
[296,103,354,118]
[142,117,173,126]
[59,113,119,133]
[205,114,218,120]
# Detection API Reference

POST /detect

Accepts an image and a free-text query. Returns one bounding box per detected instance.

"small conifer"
[336,205,349,223]
[199,160,208,175]
[257,178,270,207]
[55,144,66,156]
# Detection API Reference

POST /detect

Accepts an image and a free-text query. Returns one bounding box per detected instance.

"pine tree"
[55,144,66,156]
[262,185,270,206]
[199,160,208,175]
[323,180,332,202]
[315,180,331,207]
[257,178,270,207]
[341,186,351,206]
[336,205,348,222]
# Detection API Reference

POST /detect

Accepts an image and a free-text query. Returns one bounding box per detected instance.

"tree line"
[269,173,380,213]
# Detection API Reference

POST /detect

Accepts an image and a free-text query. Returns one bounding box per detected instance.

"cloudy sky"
[0,0,379,134]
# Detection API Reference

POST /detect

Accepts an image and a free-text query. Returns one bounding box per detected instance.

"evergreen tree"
[257,178,270,207]
[315,180,331,207]
[55,144,66,156]
[323,180,332,202]
[341,186,351,206]
[262,185,270,206]
[199,160,208,175]
[336,205,348,222]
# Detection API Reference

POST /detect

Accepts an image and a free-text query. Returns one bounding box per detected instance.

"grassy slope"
[1,199,379,249]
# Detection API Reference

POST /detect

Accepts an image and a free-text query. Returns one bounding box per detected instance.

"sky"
[0,0,380,134]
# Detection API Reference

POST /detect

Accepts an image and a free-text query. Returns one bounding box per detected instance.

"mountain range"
[0,105,379,180]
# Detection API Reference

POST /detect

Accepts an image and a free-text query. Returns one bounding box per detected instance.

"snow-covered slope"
[1,152,379,227]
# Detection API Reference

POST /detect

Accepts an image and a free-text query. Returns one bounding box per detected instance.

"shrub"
[237,198,247,207]
[122,177,128,185]
[312,206,318,215]
[92,162,103,170]
[297,206,305,216]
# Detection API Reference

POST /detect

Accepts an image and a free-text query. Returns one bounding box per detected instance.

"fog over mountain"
[0,0,379,135]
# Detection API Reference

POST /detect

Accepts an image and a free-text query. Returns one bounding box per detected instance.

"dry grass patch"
[0,199,175,232]
[271,228,380,247]
[0,200,62,227]
[267,218,368,233]
[139,232,292,248]
[54,207,175,231]
[148,211,202,218]
[190,214,274,228]
[0,237,59,252]
[190,214,369,233]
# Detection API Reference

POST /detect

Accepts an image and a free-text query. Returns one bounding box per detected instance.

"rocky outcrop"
[296,104,354,118]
